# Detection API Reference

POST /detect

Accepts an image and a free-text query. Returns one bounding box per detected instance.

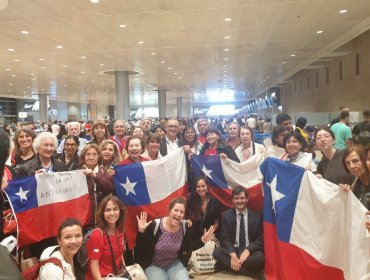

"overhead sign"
[19,112,27,118]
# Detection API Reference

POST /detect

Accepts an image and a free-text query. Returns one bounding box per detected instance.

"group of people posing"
[1,112,369,280]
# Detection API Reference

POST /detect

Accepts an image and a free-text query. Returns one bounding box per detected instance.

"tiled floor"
[194,271,256,279]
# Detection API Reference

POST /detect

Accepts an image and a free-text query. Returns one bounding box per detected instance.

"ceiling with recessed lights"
[0,0,369,106]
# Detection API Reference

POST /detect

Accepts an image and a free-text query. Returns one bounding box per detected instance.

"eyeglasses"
[65,143,77,147]
[167,125,179,129]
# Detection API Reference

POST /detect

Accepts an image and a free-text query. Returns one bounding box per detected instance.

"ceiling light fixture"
[39,58,45,61]
[8,48,15,51]
[316,30,323,34]
[224,18,231,21]
[167,67,172,70]
[282,61,287,64]
[5,68,11,71]
[21,30,29,34]
[224,36,230,39]
[291,54,296,57]
[14,59,20,62]
[339,9,348,14]
[224,48,229,51]
[90,0,99,3]
[138,41,144,44]
[81,56,86,59]
[119,24,126,28]
[160,61,165,64]
[56,45,63,49]
[99,63,104,66]
[11,74,16,77]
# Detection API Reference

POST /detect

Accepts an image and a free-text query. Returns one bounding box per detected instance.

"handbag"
[188,235,220,275]
[106,232,147,280]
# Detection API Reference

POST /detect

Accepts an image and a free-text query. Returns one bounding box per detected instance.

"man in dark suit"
[214,186,264,278]
[159,118,183,156]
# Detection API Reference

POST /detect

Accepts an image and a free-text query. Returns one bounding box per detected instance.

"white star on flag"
[267,175,285,211]
[16,187,30,202]
[201,164,213,179]
[120,177,137,196]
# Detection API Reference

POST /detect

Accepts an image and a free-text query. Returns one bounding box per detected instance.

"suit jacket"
[159,136,184,156]
[219,208,263,254]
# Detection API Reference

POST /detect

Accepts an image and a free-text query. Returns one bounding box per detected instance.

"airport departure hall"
[1,1,370,280]
[0,0,369,124]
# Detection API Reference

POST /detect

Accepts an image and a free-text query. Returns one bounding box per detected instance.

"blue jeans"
[145,261,189,280]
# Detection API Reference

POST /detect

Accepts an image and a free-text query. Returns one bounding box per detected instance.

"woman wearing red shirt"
[86,195,126,279]
[119,136,149,165]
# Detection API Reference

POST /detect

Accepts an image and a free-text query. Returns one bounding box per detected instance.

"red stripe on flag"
[264,222,344,280]
[209,183,263,211]
[124,184,188,250]
[16,194,90,247]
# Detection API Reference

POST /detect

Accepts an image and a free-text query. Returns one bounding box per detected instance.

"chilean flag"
[4,171,90,247]
[260,157,370,280]
[114,148,188,249]
[191,152,264,211]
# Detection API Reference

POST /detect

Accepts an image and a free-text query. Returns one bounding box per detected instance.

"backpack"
[22,257,63,280]
[77,228,102,271]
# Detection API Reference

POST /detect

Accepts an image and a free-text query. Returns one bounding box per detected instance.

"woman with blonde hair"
[100,140,122,176]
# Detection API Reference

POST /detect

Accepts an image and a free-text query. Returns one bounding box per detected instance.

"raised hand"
[136,211,152,233]
[201,225,216,243]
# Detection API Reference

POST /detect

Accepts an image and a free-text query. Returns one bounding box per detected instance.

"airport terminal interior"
[1,1,370,280]
[0,0,369,126]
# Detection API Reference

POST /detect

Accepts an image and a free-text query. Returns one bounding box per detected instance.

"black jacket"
[159,137,184,156]
[199,143,240,163]
[15,155,67,178]
[219,208,263,255]
[134,219,204,269]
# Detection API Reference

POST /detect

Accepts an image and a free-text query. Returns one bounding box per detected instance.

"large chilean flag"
[191,152,264,211]
[114,148,188,249]
[4,171,90,247]
[260,157,370,280]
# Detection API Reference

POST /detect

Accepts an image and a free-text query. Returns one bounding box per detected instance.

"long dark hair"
[96,194,125,232]
[187,177,209,222]
[0,130,10,240]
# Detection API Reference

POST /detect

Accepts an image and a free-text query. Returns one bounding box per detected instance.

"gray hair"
[67,121,81,131]
[33,132,58,153]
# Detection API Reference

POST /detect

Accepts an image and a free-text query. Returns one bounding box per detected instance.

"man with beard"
[214,186,264,279]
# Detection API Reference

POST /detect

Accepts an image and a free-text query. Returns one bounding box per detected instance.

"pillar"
[38,94,48,123]
[115,71,130,120]
[158,90,167,118]
[87,103,97,120]
[177,97,182,117]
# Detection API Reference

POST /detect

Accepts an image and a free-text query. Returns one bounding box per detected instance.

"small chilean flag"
[4,171,90,247]
[114,148,188,249]
[191,152,264,211]
[260,157,370,280]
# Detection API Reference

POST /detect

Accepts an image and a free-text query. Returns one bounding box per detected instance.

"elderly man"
[196,118,209,145]
[159,118,183,156]
[110,120,127,154]
[140,118,152,137]
[214,186,264,279]
[57,121,87,155]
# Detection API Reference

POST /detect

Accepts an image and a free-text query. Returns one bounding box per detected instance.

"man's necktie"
[239,213,246,254]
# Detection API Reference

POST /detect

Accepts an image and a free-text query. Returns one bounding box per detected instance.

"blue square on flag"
[192,155,228,188]
[114,163,151,206]
[260,157,305,242]
[5,175,38,213]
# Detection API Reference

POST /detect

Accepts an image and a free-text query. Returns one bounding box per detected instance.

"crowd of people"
[0,109,369,280]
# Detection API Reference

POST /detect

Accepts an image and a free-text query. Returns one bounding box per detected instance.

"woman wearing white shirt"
[282,130,316,172]
[235,125,266,162]
[39,218,83,280]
